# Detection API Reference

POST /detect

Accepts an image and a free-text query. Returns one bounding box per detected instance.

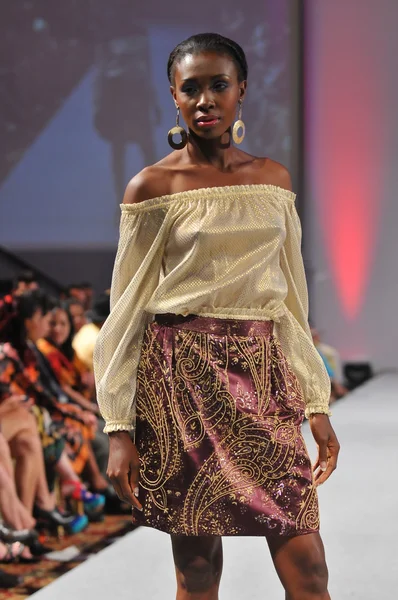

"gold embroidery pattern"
[135,321,319,537]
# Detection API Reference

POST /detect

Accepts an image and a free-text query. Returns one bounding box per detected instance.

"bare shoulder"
[122,161,174,205]
[260,158,293,193]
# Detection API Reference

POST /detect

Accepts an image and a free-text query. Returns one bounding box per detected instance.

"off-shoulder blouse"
[93,185,331,433]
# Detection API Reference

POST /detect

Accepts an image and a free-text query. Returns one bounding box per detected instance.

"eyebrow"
[181,74,232,82]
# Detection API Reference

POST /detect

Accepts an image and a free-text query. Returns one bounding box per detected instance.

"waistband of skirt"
[153,314,274,336]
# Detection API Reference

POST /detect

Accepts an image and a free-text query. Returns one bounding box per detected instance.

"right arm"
[93,174,169,507]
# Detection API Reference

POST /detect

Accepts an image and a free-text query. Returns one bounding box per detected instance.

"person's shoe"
[34,506,81,538]
[68,514,89,534]
[0,522,37,545]
[28,539,53,556]
[62,481,105,516]
[0,568,23,589]
[91,485,126,514]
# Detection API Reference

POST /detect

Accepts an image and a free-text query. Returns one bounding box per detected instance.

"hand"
[81,411,98,429]
[88,403,100,416]
[81,400,100,415]
[107,431,143,512]
[309,414,340,486]
[0,395,33,416]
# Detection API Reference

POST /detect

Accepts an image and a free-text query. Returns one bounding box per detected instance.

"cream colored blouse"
[94,185,331,433]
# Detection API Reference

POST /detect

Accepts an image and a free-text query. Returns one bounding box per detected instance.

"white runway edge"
[31,374,398,599]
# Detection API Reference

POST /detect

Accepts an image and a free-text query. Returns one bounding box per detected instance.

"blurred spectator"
[40,305,97,412]
[66,283,86,305]
[13,271,38,296]
[65,297,87,334]
[79,282,94,311]
[73,292,110,373]
[311,327,349,402]
[0,291,106,527]
[38,304,110,484]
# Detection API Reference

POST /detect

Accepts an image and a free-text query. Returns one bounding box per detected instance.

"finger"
[317,441,328,474]
[114,471,142,509]
[314,464,326,483]
[108,475,124,503]
[312,458,320,472]
[107,469,134,505]
[315,453,338,486]
[129,464,143,511]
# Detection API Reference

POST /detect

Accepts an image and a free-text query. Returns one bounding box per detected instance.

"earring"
[168,107,188,150]
[232,101,245,145]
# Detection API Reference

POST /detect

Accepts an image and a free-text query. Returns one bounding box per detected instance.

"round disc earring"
[232,100,245,145]
[168,106,188,150]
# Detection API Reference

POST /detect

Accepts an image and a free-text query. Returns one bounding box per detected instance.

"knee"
[180,556,217,594]
[13,429,41,457]
[299,556,329,594]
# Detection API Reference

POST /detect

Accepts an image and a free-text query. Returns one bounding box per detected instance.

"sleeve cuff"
[103,421,135,434]
[305,405,332,419]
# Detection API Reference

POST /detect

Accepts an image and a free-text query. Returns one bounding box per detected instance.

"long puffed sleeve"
[94,204,168,433]
[275,198,331,418]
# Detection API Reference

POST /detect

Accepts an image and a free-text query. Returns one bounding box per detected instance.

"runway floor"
[31,373,398,599]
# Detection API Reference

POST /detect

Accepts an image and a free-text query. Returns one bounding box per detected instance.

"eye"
[181,84,197,96]
[213,81,228,91]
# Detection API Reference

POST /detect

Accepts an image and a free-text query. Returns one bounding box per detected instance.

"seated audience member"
[79,282,94,311]
[0,292,105,524]
[66,284,86,306]
[73,292,110,373]
[65,297,87,334]
[38,304,111,490]
[13,271,38,296]
[311,327,349,401]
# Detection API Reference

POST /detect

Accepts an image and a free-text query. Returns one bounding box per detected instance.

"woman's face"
[69,303,86,333]
[25,309,52,343]
[50,309,71,347]
[171,52,246,140]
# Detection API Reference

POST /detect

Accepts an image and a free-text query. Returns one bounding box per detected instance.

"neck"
[186,129,236,171]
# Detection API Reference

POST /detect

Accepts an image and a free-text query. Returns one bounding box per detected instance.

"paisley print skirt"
[133,314,319,537]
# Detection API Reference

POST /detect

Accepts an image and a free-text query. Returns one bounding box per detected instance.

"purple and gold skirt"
[134,314,319,537]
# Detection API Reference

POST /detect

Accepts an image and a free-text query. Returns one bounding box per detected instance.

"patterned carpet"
[0,516,135,599]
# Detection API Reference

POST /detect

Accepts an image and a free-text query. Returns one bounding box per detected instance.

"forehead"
[70,306,83,316]
[54,308,68,319]
[175,51,238,80]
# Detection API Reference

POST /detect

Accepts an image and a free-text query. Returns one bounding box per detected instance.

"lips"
[195,115,221,128]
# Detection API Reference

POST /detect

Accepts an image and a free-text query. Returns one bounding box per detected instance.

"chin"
[193,128,224,140]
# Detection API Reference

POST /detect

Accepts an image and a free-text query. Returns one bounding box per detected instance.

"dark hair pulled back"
[167,33,248,85]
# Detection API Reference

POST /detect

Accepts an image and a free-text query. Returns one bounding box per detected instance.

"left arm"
[276,167,340,485]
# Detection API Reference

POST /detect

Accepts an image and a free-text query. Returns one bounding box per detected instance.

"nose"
[197,90,215,112]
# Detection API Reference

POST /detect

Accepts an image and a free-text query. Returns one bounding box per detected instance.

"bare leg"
[83,443,109,490]
[34,469,56,511]
[267,533,330,600]
[0,463,35,530]
[1,408,43,514]
[0,435,35,529]
[9,429,43,513]
[171,535,223,600]
[55,450,81,483]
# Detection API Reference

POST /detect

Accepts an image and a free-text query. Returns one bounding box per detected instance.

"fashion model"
[94,33,340,600]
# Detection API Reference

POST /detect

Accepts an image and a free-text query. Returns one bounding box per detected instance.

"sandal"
[0,522,37,545]
[61,480,105,516]
[0,542,40,564]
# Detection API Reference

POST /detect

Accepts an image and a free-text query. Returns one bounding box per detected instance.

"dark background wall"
[0,1,300,293]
